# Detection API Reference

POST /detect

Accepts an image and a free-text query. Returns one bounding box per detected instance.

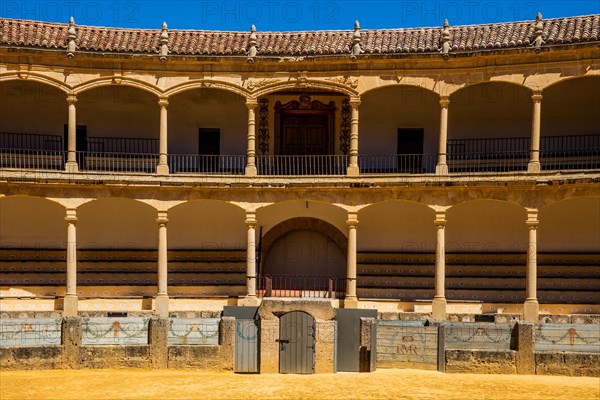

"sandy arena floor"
[0,369,598,400]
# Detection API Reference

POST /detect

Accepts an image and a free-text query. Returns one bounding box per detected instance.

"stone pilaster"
[436,96,450,175]
[156,211,169,318]
[157,97,170,175]
[432,210,447,320]
[524,209,539,322]
[64,208,78,317]
[65,94,79,173]
[246,99,258,176]
[347,99,360,176]
[345,212,359,308]
[244,212,260,306]
[528,91,543,173]
[259,319,279,373]
[61,317,81,369]
[149,317,168,369]
[515,322,535,374]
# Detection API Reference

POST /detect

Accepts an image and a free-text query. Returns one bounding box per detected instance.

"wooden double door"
[280,114,329,155]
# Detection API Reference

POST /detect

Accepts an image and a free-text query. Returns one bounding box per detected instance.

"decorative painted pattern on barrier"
[81,317,149,345]
[376,321,438,369]
[167,318,220,345]
[535,324,600,352]
[0,318,61,346]
[444,323,515,350]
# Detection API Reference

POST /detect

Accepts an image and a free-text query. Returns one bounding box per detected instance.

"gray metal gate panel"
[235,319,259,373]
[335,309,378,372]
[279,311,315,374]
[223,306,259,320]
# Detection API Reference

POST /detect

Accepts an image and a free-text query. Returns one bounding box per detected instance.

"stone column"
[528,91,543,173]
[524,209,539,322]
[65,94,79,173]
[244,212,259,306]
[347,99,361,176]
[156,211,169,317]
[157,97,170,175]
[64,208,78,317]
[432,210,447,320]
[246,99,258,176]
[345,212,359,308]
[436,96,450,175]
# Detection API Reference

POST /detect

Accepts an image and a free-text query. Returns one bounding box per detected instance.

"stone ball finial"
[247,25,258,63]
[441,19,451,60]
[534,12,544,53]
[160,22,169,62]
[351,20,362,60]
[354,20,360,30]
[67,17,77,59]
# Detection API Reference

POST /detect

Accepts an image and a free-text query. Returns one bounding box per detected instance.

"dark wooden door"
[282,115,328,155]
[397,128,424,172]
[198,128,220,172]
[279,311,315,374]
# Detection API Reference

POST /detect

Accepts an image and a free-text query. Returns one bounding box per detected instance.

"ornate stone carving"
[247,25,257,63]
[326,76,359,89]
[246,78,278,91]
[340,99,351,155]
[258,98,269,155]
[159,22,169,62]
[275,94,334,111]
[351,21,362,60]
[533,12,544,53]
[67,17,77,59]
[441,19,451,60]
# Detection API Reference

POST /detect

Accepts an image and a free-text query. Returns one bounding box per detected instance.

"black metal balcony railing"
[541,149,600,171]
[256,155,348,175]
[0,148,65,170]
[359,154,437,174]
[169,154,246,175]
[448,151,530,173]
[257,274,346,299]
[0,132,63,151]
[87,137,159,154]
[77,151,158,173]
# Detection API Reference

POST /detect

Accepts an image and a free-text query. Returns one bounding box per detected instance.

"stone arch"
[0,72,72,95]
[73,77,162,98]
[444,78,534,98]
[361,82,439,98]
[541,74,600,92]
[253,80,358,98]
[0,195,67,249]
[164,80,250,98]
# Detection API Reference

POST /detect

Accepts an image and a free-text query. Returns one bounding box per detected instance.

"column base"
[527,161,541,173]
[431,297,447,320]
[344,296,359,309]
[156,163,170,176]
[155,295,170,318]
[243,295,261,306]
[346,165,359,177]
[435,163,448,175]
[245,165,257,176]
[523,299,539,323]
[63,294,79,317]
[65,161,79,173]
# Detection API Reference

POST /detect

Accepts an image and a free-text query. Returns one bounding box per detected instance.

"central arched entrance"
[260,217,346,298]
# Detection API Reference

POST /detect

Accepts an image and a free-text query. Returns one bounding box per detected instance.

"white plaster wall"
[446,200,527,252]
[77,86,159,140]
[539,197,600,252]
[360,86,440,155]
[448,83,532,142]
[257,201,347,236]
[542,77,600,137]
[168,89,247,155]
[77,198,157,249]
[0,81,67,137]
[357,201,435,252]
[168,201,246,249]
[0,196,66,248]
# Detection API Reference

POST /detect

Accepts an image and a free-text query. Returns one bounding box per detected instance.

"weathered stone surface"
[259,319,279,373]
[314,321,336,373]
[62,317,81,369]
[79,346,151,369]
[535,352,600,377]
[445,350,517,374]
[149,317,168,369]
[258,299,335,321]
[515,322,535,374]
[0,347,63,370]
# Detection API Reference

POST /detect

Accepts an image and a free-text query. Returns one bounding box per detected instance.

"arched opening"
[167,200,246,298]
[360,85,440,173]
[448,82,532,172]
[0,196,66,303]
[256,89,350,175]
[446,200,527,305]
[537,197,600,306]
[167,88,247,174]
[0,80,67,170]
[76,86,160,172]
[541,77,600,170]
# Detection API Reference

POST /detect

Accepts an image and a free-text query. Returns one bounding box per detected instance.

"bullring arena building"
[0,14,598,374]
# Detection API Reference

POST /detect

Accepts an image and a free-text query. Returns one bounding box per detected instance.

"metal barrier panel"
[444,323,515,350]
[0,318,62,346]
[167,318,220,345]
[376,321,438,369]
[535,324,600,352]
[81,317,149,345]
[235,319,259,373]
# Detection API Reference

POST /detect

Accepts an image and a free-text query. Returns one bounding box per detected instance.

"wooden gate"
[234,319,259,373]
[279,311,315,374]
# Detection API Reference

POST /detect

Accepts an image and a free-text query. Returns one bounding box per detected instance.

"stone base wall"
[535,352,600,376]
[445,350,517,374]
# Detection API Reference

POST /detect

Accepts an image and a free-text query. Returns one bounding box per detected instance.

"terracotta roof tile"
[0,15,598,58]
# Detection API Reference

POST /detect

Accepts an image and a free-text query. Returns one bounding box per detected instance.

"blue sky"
[1,1,599,31]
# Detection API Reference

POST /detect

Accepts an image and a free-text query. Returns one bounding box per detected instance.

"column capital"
[66,94,78,105]
[158,97,169,108]
[434,210,447,226]
[65,208,78,223]
[157,211,169,225]
[439,95,450,108]
[246,98,259,109]
[349,97,361,108]
[245,212,257,227]
[526,208,539,227]
[346,212,359,227]
[531,91,543,102]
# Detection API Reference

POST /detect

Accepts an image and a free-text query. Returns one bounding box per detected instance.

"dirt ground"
[0,369,598,400]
